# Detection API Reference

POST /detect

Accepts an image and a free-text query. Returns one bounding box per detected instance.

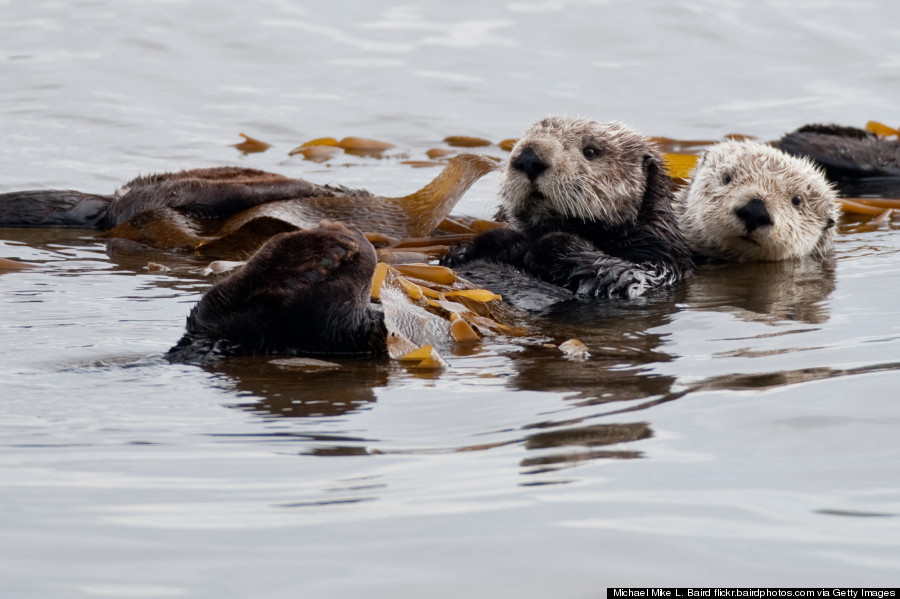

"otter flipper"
[523,231,680,300]
[0,190,113,228]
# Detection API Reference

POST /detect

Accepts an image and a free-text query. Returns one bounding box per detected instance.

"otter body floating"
[777,124,900,198]
[443,116,694,301]
[0,156,499,247]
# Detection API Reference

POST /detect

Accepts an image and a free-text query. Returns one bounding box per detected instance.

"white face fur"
[676,140,839,261]
[499,117,659,227]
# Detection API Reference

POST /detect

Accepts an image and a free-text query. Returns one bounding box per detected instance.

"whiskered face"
[499,117,658,228]
[677,140,839,261]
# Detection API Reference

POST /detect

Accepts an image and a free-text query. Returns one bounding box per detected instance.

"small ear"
[638,151,676,215]
[825,217,836,230]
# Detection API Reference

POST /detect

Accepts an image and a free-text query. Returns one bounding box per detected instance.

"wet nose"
[512,146,547,182]
[735,198,772,232]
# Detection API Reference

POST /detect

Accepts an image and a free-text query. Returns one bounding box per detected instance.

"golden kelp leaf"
[288,137,340,156]
[444,289,502,302]
[435,215,506,235]
[435,218,476,234]
[370,262,390,300]
[426,148,453,159]
[469,219,506,233]
[304,137,340,147]
[498,139,517,151]
[838,199,888,216]
[559,338,590,361]
[870,208,893,225]
[401,161,442,168]
[338,137,395,151]
[664,153,699,180]
[297,146,341,161]
[841,198,900,209]
[396,344,448,368]
[365,232,399,247]
[393,263,458,285]
[0,257,33,270]
[450,316,480,343]
[493,322,529,337]
[381,154,499,237]
[233,133,272,154]
[444,135,492,148]
[865,121,898,138]
[395,233,475,248]
[397,276,424,300]
[410,352,448,369]
[386,330,420,359]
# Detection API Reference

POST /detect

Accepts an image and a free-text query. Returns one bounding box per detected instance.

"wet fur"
[777,124,900,197]
[167,221,386,363]
[445,117,693,300]
[675,140,840,262]
[0,167,345,229]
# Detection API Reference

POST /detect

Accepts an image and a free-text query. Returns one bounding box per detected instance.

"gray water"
[2,1,900,596]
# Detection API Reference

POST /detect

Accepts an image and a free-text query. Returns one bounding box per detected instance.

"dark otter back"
[779,125,900,197]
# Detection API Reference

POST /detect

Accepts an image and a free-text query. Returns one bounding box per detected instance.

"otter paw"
[442,227,527,267]
[523,231,594,281]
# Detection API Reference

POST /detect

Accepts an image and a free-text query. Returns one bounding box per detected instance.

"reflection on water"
[521,422,652,472]
[685,257,837,325]
[217,356,388,418]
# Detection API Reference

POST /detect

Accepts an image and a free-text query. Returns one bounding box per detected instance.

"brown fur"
[166,220,386,362]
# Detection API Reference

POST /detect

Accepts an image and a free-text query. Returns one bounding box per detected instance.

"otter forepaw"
[523,231,594,282]
[441,227,527,267]
[573,259,674,299]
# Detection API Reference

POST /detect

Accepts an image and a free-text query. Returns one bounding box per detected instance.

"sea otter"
[674,140,840,262]
[166,221,387,363]
[444,117,693,300]
[0,156,498,241]
[777,124,900,197]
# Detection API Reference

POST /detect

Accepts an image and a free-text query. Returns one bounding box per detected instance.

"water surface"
[2,1,900,596]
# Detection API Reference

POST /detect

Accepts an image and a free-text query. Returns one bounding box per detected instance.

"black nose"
[512,146,547,182]
[735,198,772,232]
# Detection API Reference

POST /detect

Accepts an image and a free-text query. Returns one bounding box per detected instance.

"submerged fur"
[675,140,839,262]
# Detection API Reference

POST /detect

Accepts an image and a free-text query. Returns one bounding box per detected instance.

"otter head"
[676,140,839,262]
[499,117,665,231]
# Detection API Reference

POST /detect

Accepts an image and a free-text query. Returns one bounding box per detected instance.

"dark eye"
[582,146,601,160]
[792,195,803,206]
[722,172,732,185]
